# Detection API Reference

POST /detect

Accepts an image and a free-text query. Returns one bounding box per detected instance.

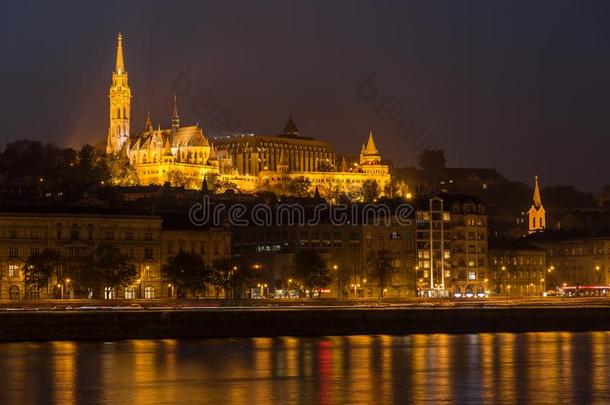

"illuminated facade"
[415,194,489,297]
[0,209,231,300]
[105,34,391,195]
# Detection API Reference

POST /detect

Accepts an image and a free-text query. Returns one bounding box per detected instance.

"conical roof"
[282,117,299,136]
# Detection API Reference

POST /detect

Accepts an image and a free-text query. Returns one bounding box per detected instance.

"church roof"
[363,131,379,155]
[278,117,300,138]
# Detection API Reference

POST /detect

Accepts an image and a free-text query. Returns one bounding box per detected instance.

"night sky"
[2,1,610,191]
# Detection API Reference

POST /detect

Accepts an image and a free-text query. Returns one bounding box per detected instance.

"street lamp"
[65,278,71,299]
[136,278,142,299]
[168,283,173,299]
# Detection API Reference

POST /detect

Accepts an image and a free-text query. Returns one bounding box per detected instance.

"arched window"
[104,286,115,300]
[29,286,41,300]
[9,285,20,300]
[144,286,155,299]
[124,287,136,300]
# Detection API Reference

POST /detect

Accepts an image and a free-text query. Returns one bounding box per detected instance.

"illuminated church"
[106,34,392,196]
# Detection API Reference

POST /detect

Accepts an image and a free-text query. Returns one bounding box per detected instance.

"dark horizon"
[2,0,610,191]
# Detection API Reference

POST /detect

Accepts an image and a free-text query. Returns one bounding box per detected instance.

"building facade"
[415,193,489,297]
[232,205,415,298]
[0,209,231,300]
[528,234,610,288]
[488,239,547,296]
[105,34,392,196]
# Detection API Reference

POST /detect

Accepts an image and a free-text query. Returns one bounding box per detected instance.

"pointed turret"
[528,175,546,234]
[171,94,180,130]
[115,33,125,74]
[162,137,173,156]
[359,130,382,165]
[281,117,299,136]
[145,109,153,132]
[364,130,379,155]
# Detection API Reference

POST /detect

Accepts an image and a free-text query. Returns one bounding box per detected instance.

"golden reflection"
[411,334,428,403]
[479,333,494,405]
[51,341,76,405]
[1,332,610,404]
[498,333,516,404]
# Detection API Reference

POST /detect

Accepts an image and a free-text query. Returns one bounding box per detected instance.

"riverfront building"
[0,207,230,300]
[414,193,489,297]
[488,239,547,296]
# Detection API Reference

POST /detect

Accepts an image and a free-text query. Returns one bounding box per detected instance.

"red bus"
[558,285,610,297]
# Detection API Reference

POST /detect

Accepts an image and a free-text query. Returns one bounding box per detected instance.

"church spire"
[172,94,180,130]
[107,33,131,155]
[528,175,546,234]
[115,33,125,74]
[532,175,542,208]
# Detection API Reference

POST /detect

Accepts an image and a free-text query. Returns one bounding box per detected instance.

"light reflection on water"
[0,332,609,404]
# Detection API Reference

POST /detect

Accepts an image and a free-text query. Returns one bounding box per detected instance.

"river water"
[0,332,608,404]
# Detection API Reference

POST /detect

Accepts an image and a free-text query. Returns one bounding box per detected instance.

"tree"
[362,179,380,203]
[287,176,312,197]
[161,251,210,297]
[85,244,137,298]
[228,264,256,299]
[23,248,62,298]
[368,249,394,299]
[292,250,332,298]
[167,170,189,188]
[418,149,446,184]
[107,153,139,186]
[209,257,233,298]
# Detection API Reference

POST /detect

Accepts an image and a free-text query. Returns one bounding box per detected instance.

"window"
[144,248,153,260]
[468,271,476,281]
[28,286,40,300]
[104,287,115,300]
[56,229,62,240]
[8,264,19,278]
[9,285,20,300]
[88,225,94,240]
[124,287,136,299]
[105,231,114,241]
[144,286,155,299]
[31,230,40,239]
[144,266,152,278]
[144,232,153,241]
[30,247,40,256]
[70,229,79,241]
[128,248,135,259]
[9,230,17,239]
[125,231,134,241]
[9,247,18,258]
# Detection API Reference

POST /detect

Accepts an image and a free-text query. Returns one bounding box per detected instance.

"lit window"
[468,271,476,281]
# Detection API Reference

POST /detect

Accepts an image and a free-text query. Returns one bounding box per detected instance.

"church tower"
[528,175,546,234]
[106,33,131,154]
